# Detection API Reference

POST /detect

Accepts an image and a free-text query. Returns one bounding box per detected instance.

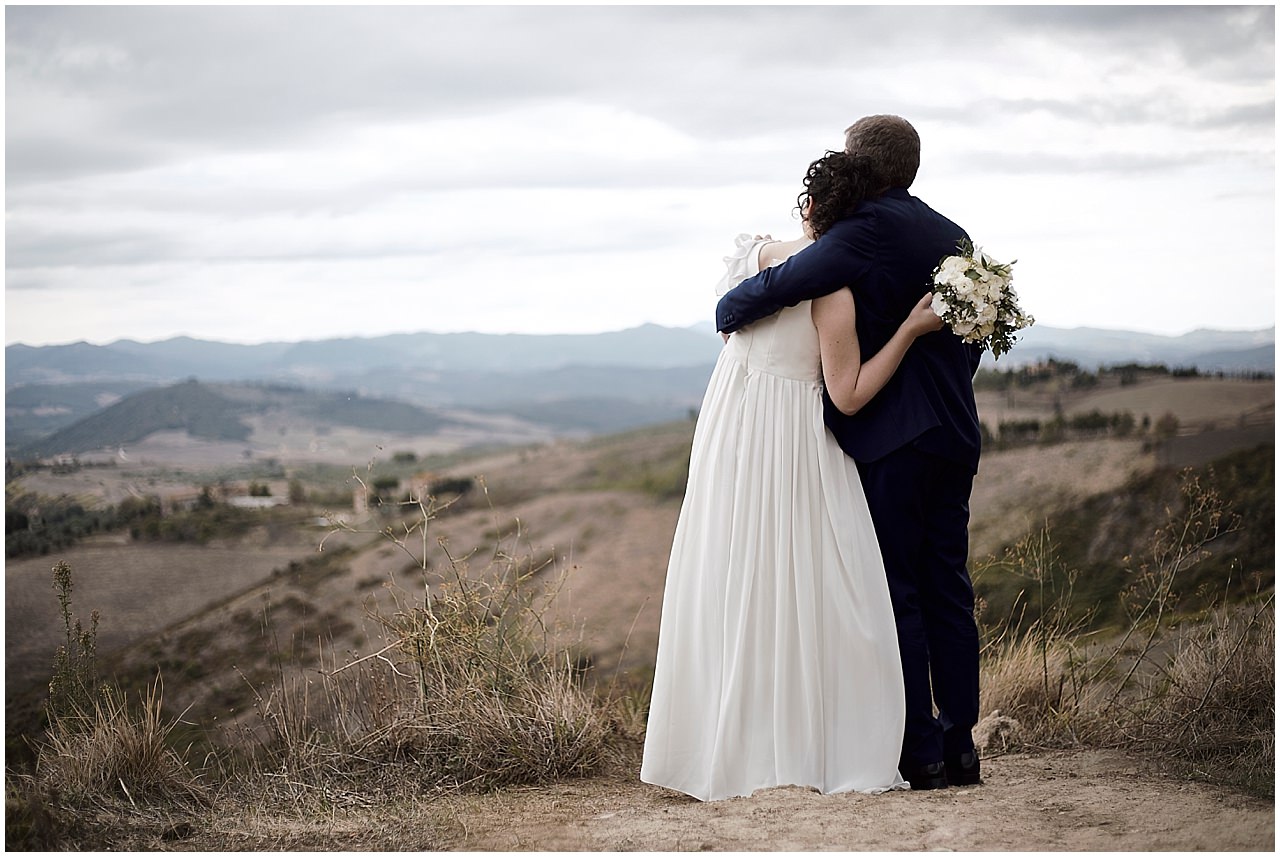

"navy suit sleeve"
[715,215,875,334]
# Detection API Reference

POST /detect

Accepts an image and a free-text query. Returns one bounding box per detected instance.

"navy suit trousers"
[856,442,980,768]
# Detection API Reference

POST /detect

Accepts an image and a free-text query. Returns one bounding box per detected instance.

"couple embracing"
[641,115,984,800]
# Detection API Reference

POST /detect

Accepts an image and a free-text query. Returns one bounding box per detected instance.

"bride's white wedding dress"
[640,234,908,801]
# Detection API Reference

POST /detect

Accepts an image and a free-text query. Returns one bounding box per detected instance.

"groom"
[716,115,983,790]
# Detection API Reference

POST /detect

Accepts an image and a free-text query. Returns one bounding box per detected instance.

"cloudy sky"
[5,4,1275,347]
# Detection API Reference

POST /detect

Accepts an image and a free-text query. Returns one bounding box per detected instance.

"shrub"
[1154,411,1180,439]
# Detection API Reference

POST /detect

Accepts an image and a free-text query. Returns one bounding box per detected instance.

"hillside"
[21,380,253,458]
[974,442,1274,631]
[19,380,458,459]
[6,401,1273,849]
[4,380,155,451]
[8,422,1272,738]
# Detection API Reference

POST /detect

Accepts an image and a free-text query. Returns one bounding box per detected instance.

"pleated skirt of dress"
[640,349,909,801]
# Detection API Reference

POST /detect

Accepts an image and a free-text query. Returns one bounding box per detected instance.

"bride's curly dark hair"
[796,151,882,239]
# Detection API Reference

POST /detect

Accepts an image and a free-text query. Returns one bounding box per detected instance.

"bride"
[640,151,941,801]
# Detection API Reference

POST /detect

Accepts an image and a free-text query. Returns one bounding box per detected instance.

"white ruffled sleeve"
[715,233,766,296]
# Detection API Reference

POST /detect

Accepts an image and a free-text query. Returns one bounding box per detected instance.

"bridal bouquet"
[929,239,1033,358]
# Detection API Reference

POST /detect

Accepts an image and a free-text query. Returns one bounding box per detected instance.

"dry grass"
[1118,601,1275,792]
[35,677,209,810]
[980,632,1102,748]
[977,528,1105,748]
[1067,378,1272,428]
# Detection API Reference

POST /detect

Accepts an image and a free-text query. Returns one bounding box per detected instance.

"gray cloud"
[956,148,1251,177]
[8,6,1273,185]
[934,94,1275,132]
[996,5,1273,75]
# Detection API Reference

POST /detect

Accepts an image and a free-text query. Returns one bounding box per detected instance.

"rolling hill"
[20,380,458,459]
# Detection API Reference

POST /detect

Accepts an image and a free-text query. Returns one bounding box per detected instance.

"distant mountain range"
[9,323,1272,386]
[5,324,722,386]
[993,325,1274,372]
[6,323,1272,455]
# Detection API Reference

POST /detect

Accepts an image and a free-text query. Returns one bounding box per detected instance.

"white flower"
[984,276,1005,302]
[974,302,998,325]
[934,256,970,288]
[935,269,963,290]
[954,319,976,337]
[931,293,951,318]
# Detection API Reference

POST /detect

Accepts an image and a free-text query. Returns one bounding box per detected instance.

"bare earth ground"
[151,750,1273,852]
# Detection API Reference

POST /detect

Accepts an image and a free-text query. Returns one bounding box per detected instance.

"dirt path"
[164,750,1272,852]
[433,750,1271,851]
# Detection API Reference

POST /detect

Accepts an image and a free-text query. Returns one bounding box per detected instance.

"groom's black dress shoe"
[945,750,982,786]
[902,761,949,790]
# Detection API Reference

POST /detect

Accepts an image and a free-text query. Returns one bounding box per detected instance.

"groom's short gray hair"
[844,115,920,189]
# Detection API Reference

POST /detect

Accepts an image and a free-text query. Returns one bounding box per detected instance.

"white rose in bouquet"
[938,255,970,285]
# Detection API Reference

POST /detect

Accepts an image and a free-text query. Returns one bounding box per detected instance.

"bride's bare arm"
[813,291,942,416]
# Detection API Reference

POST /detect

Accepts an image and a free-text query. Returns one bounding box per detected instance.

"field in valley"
[5,529,320,690]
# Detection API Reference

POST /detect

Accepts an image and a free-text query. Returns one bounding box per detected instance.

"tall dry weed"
[47,560,104,722]
[1089,471,1243,707]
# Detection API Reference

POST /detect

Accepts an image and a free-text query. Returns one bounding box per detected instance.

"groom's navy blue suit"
[716,187,983,772]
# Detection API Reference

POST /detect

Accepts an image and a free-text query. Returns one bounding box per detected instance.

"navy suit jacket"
[716,188,983,473]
